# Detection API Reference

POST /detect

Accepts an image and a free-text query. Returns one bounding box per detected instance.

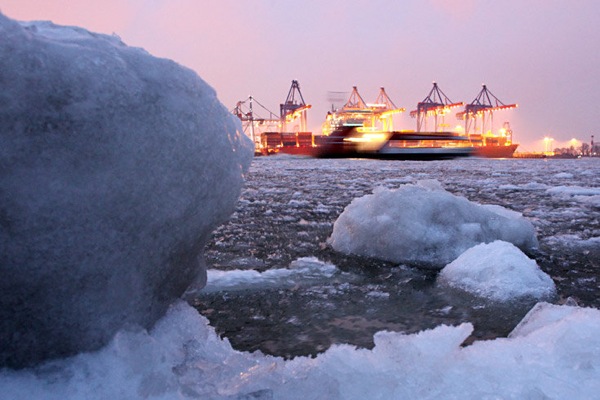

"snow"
[328,181,539,268]
[0,13,253,367]
[2,301,600,400]
[437,241,556,301]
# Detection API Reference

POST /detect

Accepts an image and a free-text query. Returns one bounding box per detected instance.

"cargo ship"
[469,123,519,158]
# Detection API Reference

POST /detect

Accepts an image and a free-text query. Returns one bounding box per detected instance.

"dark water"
[188,157,600,358]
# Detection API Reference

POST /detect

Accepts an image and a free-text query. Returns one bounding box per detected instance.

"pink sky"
[2,0,599,151]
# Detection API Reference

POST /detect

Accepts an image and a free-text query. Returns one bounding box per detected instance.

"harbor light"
[543,136,554,154]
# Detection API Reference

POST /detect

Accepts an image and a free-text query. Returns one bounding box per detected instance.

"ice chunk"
[437,241,556,301]
[328,183,538,268]
[201,257,339,293]
[0,13,253,368]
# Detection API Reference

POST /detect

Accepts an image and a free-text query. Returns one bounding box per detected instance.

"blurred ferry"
[315,127,474,160]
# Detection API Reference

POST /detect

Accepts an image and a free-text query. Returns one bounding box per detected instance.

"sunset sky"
[2,0,599,151]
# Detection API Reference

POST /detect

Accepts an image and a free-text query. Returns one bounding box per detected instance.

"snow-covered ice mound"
[0,13,253,368]
[438,241,556,301]
[2,301,600,399]
[328,182,538,268]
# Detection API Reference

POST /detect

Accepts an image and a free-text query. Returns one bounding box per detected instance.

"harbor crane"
[232,96,280,147]
[370,87,405,131]
[410,82,463,132]
[280,80,311,132]
[323,86,404,134]
[232,80,313,154]
[456,84,518,137]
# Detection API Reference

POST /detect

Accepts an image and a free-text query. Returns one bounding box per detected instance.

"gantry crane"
[232,96,280,147]
[410,82,463,132]
[280,80,311,132]
[322,86,405,135]
[456,84,517,137]
[369,87,405,131]
[233,80,313,153]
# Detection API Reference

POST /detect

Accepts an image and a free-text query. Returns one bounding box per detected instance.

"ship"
[315,127,474,160]
[316,86,474,160]
[469,122,519,158]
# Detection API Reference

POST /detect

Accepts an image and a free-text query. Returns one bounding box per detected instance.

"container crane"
[410,82,463,132]
[232,96,280,150]
[233,80,314,154]
[322,86,405,136]
[456,84,517,136]
[280,80,311,133]
[369,87,405,131]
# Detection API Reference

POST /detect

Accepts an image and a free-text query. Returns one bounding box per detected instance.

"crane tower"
[456,84,517,136]
[410,82,463,132]
[280,80,311,132]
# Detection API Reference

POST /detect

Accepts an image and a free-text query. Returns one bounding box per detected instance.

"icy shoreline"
[2,300,600,399]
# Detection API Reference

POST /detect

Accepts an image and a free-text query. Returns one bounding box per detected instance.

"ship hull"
[473,143,519,158]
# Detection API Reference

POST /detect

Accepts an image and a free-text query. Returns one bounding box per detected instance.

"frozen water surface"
[192,156,600,358]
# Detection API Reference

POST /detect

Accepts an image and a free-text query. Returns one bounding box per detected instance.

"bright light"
[344,133,388,143]
[543,136,554,153]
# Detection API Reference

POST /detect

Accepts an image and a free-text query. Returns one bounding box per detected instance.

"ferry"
[315,127,473,160]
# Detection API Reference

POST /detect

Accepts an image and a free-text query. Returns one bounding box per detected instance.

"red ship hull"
[473,143,519,158]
